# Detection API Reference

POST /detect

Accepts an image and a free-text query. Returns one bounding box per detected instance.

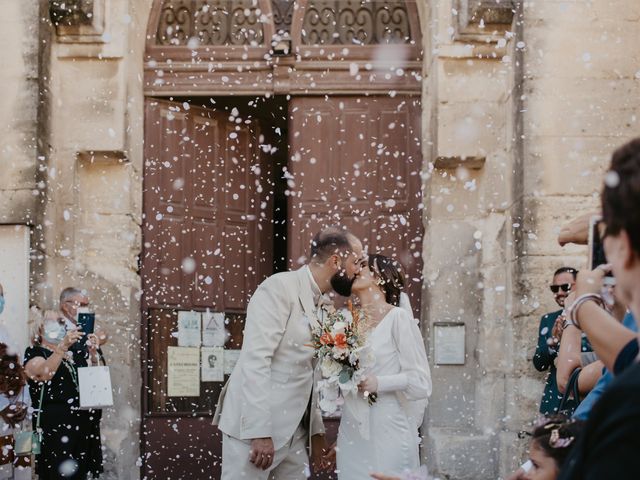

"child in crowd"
[523,416,583,480]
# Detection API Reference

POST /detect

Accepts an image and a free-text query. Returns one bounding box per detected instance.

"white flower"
[318,379,340,414]
[319,396,338,414]
[332,321,347,334]
[320,358,342,378]
[356,344,376,370]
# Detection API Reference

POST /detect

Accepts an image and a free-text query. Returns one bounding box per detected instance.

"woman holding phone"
[23,311,98,480]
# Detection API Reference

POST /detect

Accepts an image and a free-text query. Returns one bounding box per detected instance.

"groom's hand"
[249,437,275,470]
[311,435,330,472]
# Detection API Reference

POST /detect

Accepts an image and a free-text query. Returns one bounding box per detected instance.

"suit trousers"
[221,423,309,480]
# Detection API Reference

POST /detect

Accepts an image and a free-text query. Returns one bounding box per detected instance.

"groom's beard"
[331,271,356,297]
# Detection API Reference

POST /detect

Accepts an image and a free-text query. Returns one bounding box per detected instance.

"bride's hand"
[357,375,378,397]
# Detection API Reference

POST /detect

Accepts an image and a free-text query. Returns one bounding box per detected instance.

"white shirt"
[305,265,322,307]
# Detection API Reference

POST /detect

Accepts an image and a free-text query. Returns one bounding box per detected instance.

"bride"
[333,254,432,479]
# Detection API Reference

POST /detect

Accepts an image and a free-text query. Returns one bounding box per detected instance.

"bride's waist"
[371,392,402,405]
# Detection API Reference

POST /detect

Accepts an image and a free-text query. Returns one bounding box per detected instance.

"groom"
[213,227,364,479]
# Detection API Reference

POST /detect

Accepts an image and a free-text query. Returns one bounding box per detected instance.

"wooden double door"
[141,95,423,479]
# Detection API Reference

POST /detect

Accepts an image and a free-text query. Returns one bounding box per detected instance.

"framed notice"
[201,346,224,382]
[202,311,226,347]
[223,349,241,375]
[177,311,201,347]
[434,322,466,365]
[167,347,200,397]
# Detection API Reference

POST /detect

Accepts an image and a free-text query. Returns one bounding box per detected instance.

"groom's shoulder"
[258,269,300,291]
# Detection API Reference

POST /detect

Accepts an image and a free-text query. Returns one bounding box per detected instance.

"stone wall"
[0,0,39,224]
[37,0,147,477]
[4,0,638,479]
[422,1,640,478]
[421,0,521,477]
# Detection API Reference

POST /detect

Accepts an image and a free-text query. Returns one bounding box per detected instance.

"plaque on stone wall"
[434,322,466,365]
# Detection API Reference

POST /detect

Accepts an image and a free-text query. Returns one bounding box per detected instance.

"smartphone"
[588,215,607,270]
[77,311,96,335]
[588,215,615,286]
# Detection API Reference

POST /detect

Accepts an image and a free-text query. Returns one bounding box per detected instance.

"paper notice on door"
[202,311,226,347]
[201,346,225,382]
[223,349,241,375]
[177,311,201,347]
[167,347,200,397]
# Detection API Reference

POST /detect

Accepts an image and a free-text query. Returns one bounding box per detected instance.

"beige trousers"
[221,424,309,480]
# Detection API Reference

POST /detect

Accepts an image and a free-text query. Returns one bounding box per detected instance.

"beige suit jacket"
[213,266,325,451]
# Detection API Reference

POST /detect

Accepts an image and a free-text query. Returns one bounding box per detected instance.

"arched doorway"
[142,1,424,478]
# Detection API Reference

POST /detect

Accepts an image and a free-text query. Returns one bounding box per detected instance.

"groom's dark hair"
[310,227,354,262]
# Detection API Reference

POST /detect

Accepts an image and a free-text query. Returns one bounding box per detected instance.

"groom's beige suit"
[213,266,325,479]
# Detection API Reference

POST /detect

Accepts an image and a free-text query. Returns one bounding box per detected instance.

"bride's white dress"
[336,306,432,479]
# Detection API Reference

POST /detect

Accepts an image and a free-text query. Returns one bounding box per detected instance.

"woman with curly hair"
[0,342,30,480]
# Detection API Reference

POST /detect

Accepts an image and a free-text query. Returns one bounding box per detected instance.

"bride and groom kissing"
[213,227,432,479]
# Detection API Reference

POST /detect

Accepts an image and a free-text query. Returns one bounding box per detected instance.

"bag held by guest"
[558,367,581,416]
[13,429,32,456]
[78,366,113,409]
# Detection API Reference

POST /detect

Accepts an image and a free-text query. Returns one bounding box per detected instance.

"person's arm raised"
[558,212,597,246]
[556,314,583,394]
[577,360,604,395]
[24,330,83,382]
[569,267,637,372]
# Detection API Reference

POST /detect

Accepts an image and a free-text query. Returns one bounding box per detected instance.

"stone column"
[42,0,143,477]
[421,1,519,478]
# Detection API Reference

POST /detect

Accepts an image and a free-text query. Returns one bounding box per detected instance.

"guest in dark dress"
[23,311,98,480]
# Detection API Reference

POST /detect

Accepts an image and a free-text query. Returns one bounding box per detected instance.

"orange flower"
[334,333,348,349]
[319,332,334,345]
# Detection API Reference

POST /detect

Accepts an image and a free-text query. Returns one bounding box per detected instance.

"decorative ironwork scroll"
[272,0,294,33]
[156,0,266,46]
[301,0,412,46]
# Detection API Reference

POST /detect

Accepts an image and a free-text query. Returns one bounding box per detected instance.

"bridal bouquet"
[309,301,376,414]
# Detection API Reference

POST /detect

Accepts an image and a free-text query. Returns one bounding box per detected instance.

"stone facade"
[0,1,638,479]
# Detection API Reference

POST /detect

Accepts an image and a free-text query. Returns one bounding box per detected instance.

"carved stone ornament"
[49,0,94,27]
[456,0,515,37]
[49,0,106,42]
[301,0,412,46]
[156,0,266,46]
[467,0,515,24]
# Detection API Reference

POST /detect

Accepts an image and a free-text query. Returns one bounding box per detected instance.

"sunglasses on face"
[550,283,572,294]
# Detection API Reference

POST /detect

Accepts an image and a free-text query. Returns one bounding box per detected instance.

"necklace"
[361,303,393,332]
